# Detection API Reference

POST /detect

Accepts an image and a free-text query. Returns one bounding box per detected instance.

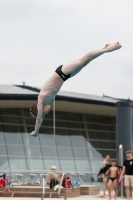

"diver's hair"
[30,102,37,118]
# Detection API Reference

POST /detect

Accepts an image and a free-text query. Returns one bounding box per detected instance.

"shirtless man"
[106,160,122,200]
[102,155,110,197]
[30,42,122,137]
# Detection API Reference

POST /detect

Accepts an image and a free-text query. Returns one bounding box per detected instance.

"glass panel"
[25,126,36,133]
[39,128,53,134]
[85,114,95,123]
[88,141,116,149]
[87,124,96,130]
[90,159,103,172]
[55,112,66,120]
[88,131,98,139]
[0,144,7,155]
[67,122,83,129]
[1,116,19,124]
[94,115,108,123]
[60,159,76,171]
[70,135,86,147]
[96,150,116,159]
[96,125,112,131]
[66,113,81,121]
[0,108,18,116]
[21,117,35,126]
[0,124,3,132]
[57,147,73,158]
[88,147,116,159]
[88,131,115,140]
[108,117,116,124]
[87,124,115,131]
[4,132,23,144]
[89,148,103,159]
[2,125,20,133]
[7,145,25,156]
[56,121,67,128]
[81,173,98,184]
[44,158,60,171]
[22,133,40,145]
[0,156,9,171]
[43,120,53,127]
[39,133,54,146]
[41,146,58,157]
[75,159,90,171]
[24,146,42,157]
[56,128,68,135]
[0,132,5,143]
[73,148,88,158]
[68,129,86,137]
[56,135,71,147]
[26,157,44,170]
[9,156,27,170]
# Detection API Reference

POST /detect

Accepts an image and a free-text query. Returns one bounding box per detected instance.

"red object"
[0,177,8,187]
[62,177,72,188]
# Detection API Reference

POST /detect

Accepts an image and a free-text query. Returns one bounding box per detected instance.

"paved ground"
[0,194,128,200]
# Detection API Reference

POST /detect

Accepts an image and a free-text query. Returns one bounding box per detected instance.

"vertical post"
[53,99,56,165]
[116,101,132,161]
[116,100,133,197]
[119,145,123,198]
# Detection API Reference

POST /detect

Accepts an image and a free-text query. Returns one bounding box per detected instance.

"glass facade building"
[0,85,117,185]
[0,108,116,177]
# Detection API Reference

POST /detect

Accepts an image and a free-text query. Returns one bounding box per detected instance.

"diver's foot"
[103,42,122,52]
[30,131,38,137]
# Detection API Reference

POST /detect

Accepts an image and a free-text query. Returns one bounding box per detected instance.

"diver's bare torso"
[38,72,64,104]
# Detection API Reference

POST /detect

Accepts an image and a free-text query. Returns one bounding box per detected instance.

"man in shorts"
[120,150,133,200]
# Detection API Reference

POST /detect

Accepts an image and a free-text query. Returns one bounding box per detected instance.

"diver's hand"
[30,131,38,137]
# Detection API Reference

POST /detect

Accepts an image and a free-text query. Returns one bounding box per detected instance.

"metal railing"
[41,173,66,200]
[0,171,78,199]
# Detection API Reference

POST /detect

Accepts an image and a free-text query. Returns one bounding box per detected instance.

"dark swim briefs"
[109,177,117,182]
[55,65,70,81]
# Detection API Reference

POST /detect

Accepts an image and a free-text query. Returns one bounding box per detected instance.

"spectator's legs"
[103,177,108,197]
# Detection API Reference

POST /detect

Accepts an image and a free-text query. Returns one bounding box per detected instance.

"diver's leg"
[62,42,122,77]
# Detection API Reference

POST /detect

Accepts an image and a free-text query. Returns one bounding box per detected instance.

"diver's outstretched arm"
[31,101,43,137]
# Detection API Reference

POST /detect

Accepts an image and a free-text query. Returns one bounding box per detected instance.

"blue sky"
[0,0,133,99]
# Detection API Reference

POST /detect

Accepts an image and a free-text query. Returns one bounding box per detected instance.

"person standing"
[106,160,122,200]
[120,150,133,200]
[102,154,110,197]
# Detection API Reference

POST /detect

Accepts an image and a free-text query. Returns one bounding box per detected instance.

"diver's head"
[30,103,51,118]
[30,102,37,118]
